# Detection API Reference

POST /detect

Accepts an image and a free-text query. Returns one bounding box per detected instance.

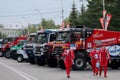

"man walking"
[99,46,110,77]
[89,46,99,76]
[62,48,74,78]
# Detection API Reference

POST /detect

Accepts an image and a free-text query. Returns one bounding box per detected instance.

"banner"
[60,21,65,29]
[99,18,104,29]
[104,13,112,30]
[103,10,107,19]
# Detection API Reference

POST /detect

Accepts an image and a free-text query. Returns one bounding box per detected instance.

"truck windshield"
[35,33,48,44]
[56,31,69,41]
[27,35,36,43]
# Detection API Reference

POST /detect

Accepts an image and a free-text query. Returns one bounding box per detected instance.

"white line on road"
[0,62,39,80]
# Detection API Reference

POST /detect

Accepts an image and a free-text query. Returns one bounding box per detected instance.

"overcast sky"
[0,0,87,28]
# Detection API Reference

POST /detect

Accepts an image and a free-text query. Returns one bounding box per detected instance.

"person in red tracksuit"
[89,46,99,76]
[99,46,110,77]
[62,48,75,78]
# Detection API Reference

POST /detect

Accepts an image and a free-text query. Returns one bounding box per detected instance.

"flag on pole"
[104,13,112,30]
[60,21,65,29]
[99,18,104,29]
[103,10,107,19]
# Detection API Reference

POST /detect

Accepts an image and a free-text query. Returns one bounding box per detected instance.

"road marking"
[0,62,39,80]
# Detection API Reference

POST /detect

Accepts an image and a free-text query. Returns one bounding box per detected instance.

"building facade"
[0,28,21,37]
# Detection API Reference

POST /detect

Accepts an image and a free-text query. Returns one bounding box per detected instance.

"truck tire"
[5,50,11,58]
[29,57,35,64]
[58,59,65,69]
[110,61,120,69]
[36,55,46,66]
[72,53,86,70]
[17,55,23,62]
[0,51,3,57]
[46,55,57,67]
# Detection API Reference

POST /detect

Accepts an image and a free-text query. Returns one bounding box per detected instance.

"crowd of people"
[62,45,110,78]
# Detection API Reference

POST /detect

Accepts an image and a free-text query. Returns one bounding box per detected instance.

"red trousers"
[99,60,108,77]
[64,61,72,76]
[91,59,99,75]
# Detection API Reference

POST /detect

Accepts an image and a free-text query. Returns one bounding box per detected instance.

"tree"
[40,18,56,29]
[79,0,120,31]
[27,24,37,33]
[69,1,79,27]
[0,24,4,28]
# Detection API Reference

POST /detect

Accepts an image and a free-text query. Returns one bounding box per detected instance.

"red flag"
[60,21,65,29]
[104,13,112,30]
[103,10,107,18]
[99,18,104,29]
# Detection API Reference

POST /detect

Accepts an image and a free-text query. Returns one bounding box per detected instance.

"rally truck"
[31,29,57,66]
[4,36,26,58]
[44,26,120,70]
[24,33,37,64]
[9,40,27,61]
[0,37,15,57]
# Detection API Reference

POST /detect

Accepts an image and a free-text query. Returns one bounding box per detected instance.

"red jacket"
[89,49,99,61]
[99,47,110,62]
[62,49,75,63]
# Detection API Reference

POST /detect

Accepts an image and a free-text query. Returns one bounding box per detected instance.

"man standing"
[99,46,110,77]
[62,48,74,78]
[89,46,99,76]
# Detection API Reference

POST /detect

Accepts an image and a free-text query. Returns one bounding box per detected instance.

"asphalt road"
[0,57,120,80]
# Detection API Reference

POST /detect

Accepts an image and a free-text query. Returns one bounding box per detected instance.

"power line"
[0,10,70,18]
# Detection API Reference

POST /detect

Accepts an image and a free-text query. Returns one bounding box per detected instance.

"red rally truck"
[44,26,120,70]
[1,36,26,58]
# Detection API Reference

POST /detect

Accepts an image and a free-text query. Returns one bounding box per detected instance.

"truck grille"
[35,46,42,53]
[24,46,33,49]
[53,46,63,54]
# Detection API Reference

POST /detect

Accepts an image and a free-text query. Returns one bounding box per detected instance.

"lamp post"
[34,9,43,29]
[34,9,43,20]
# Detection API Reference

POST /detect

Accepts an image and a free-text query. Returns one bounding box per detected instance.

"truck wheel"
[110,61,119,69]
[36,55,46,66]
[5,51,11,58]
[0,51,3,57]
[17,55,23,62]
[72,53,86,70]
[46,55,57,67]
[58,59,65,69]
[29,57,35,64]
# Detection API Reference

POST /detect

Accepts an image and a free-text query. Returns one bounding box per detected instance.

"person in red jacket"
[99,46,110,77]
[89,46,99,76]
[62,48,75,78]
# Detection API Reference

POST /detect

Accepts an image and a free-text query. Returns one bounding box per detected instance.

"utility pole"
[34,9,43,29]
[59,0,64,21]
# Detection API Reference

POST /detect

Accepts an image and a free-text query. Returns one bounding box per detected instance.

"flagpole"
[102,0,106,30]
[102,0,105,10]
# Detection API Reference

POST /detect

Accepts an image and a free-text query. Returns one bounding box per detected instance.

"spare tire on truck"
[72,52,86,70]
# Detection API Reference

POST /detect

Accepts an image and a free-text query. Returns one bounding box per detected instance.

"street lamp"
[34,9,43,19]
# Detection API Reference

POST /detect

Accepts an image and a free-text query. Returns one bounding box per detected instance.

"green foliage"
[0,24,4,28]
[69,1,79,27]
[81,0,120,30]
[68,0,120,31]
[41,18,56,29]
[27,24,37,33]
[0,32,7,39]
